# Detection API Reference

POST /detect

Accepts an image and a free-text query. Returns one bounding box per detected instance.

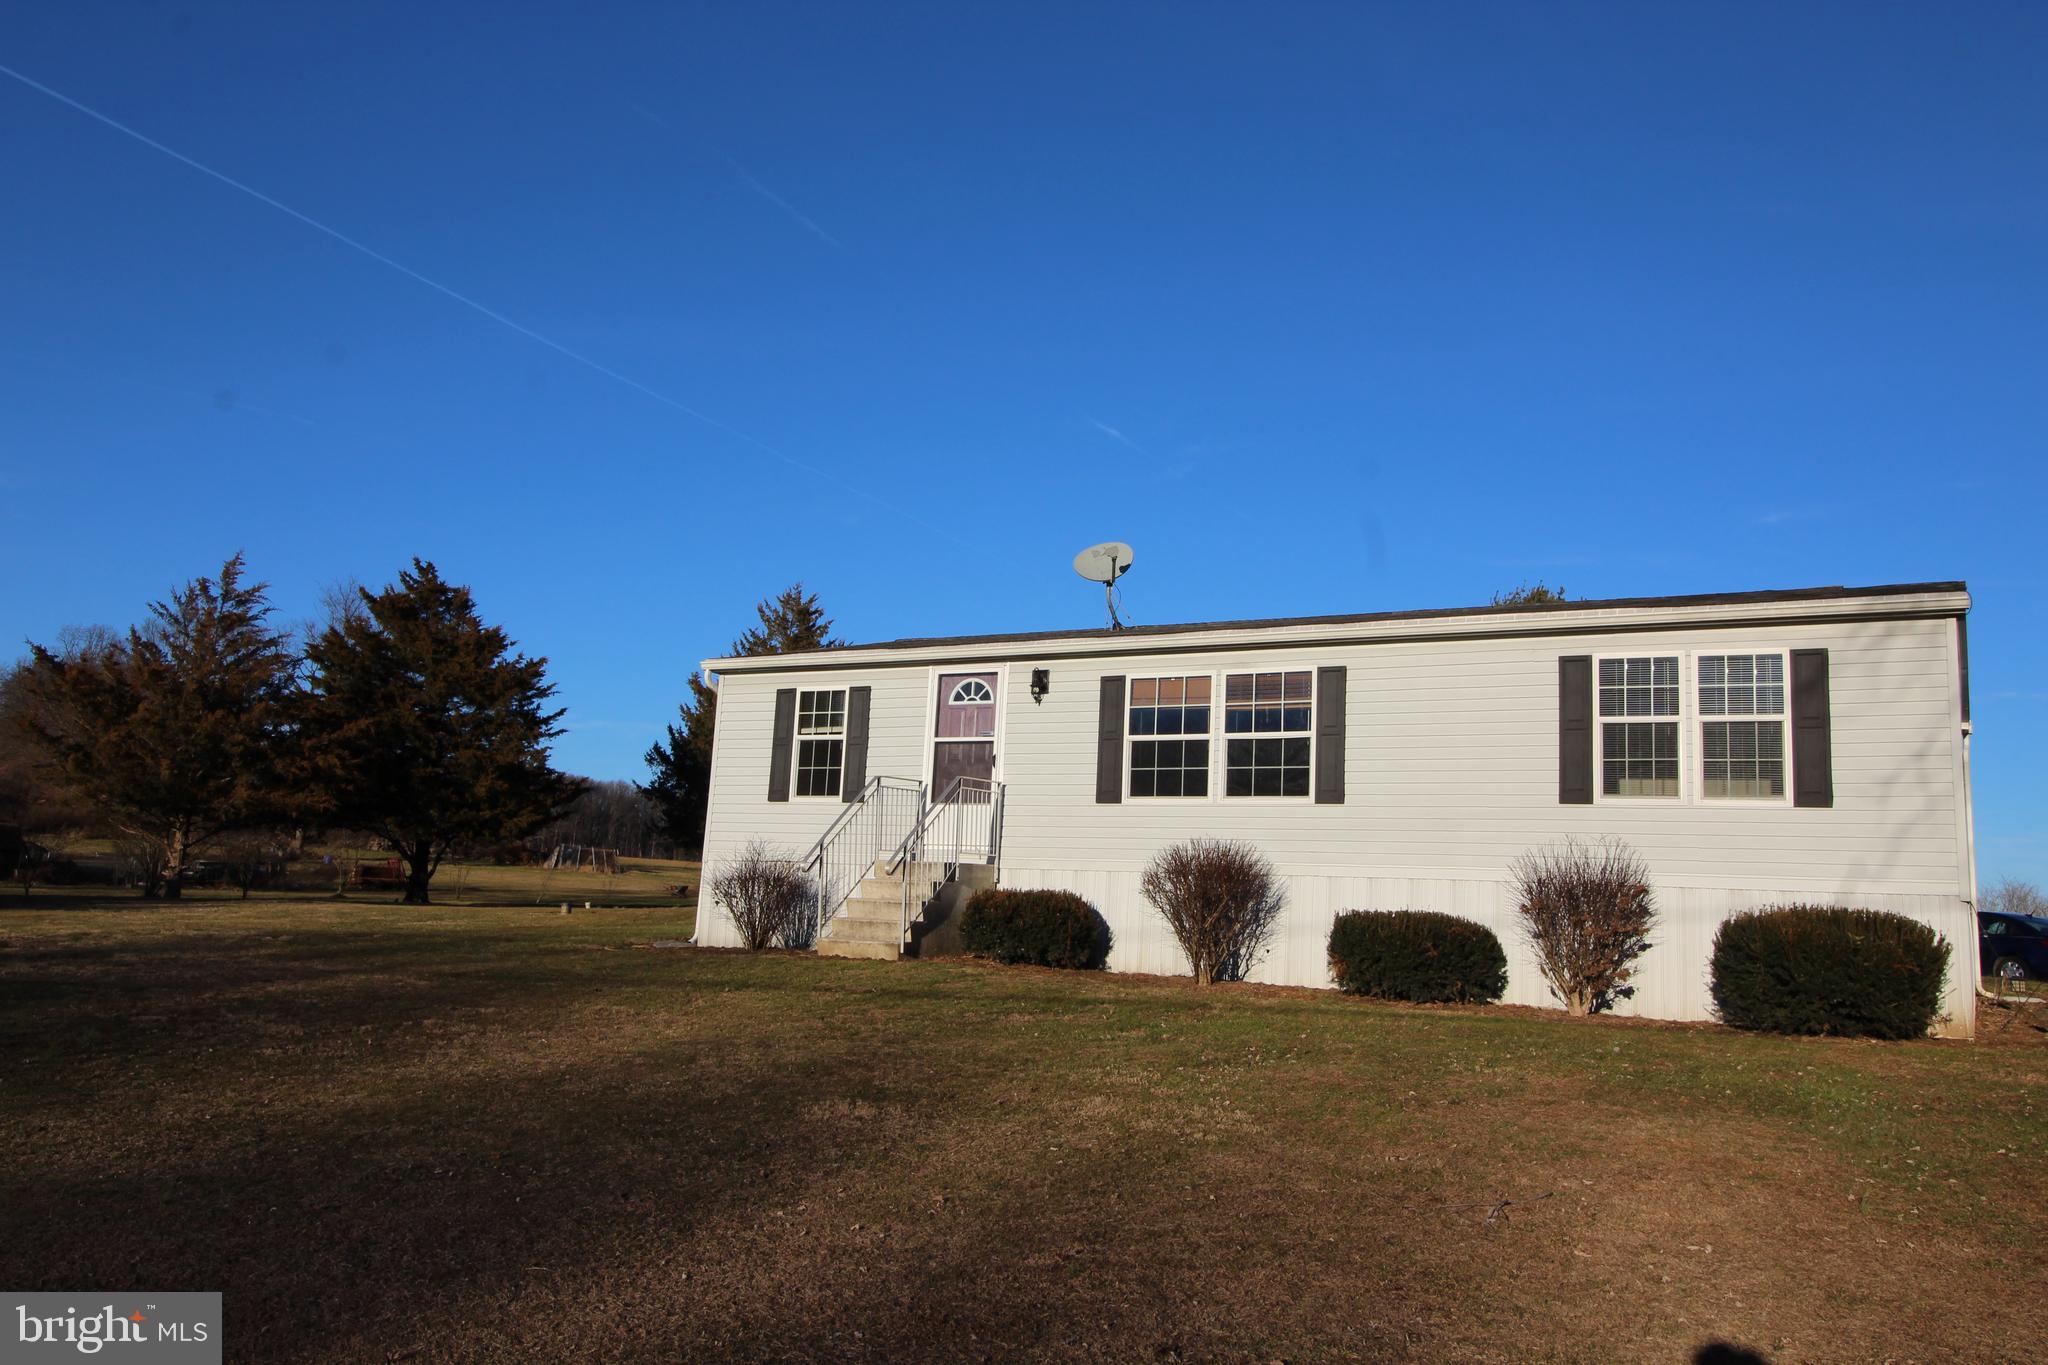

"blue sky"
[2,3,2042,880]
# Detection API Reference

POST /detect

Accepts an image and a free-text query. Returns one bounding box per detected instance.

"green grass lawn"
[2,890,2042,1362]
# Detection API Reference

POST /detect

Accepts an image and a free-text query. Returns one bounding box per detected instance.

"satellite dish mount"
[1072,542,1136,630]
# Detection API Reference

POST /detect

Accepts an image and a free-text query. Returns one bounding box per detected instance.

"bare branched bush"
[1140,839,1284,984]
[708,841,813,951]
[1510,837,1657,1016]
[114,835,168,899]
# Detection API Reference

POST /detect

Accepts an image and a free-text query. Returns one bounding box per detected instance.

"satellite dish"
[1073,542,1135,628]
[1073,542,1134,584]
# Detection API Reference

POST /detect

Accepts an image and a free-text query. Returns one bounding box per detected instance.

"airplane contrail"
[0,60,875,500]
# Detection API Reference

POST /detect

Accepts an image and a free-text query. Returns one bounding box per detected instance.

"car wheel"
[1992,956,2029,984]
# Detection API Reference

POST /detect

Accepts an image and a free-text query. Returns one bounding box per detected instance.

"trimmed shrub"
[1711,905,1950,1039]
[1328,910,1508,1004]
[1510,837,1656,1016]
[958,888,1107,969]
[1140,839,1284,984]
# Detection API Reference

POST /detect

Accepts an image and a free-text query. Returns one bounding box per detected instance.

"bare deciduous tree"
[1140,838,1284,985]
[1511,837,1657,1016]
[217,830,291,899]
[114,835,168,898]
[707,841,813,951]
[1982,877,2047,920]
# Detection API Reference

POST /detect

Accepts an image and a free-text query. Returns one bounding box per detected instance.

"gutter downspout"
[686,664,719,946]
[1956,614,1989,1019]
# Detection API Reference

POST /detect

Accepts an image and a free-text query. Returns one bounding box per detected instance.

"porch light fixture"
[1030,668,1050,703]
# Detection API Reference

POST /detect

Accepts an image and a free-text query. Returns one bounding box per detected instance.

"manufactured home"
[695,582,1979,1035]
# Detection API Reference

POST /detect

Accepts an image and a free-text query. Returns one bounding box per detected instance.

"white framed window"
[1223,670,1313,797]
[948,677,994,705]
[1128,675,1212,798]
[793,688,847,798]
[1698,652,1787,800]
[1598,655,1680,799]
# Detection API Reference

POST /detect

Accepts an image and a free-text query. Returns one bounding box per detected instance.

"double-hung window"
[1698,653,1786,799]
[1598,656,1679,798]
[1129,676,1211,797]
[1223,670,1312,796]
[793,688,847,797]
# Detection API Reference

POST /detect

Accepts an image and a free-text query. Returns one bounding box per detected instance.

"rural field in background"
[2,865,2043,1362]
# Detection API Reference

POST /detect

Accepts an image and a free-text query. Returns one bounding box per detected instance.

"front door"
[932,672,998,795]
[932,671,998,862]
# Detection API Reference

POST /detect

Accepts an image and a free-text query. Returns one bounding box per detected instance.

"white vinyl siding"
[697,606,1973,1033]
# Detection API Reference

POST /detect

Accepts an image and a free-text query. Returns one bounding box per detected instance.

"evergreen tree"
[1492,582,1569,606]
[642,584,839,853]
[17,556,298,897]
[298,560,585,904]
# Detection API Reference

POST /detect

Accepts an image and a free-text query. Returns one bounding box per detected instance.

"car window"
[1984,919,2006,935]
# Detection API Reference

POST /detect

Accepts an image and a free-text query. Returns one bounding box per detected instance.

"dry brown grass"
[2,896,2042,1362]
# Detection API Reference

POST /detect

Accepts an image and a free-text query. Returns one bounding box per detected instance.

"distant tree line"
[3,555,584,903]
[532,780,673,860]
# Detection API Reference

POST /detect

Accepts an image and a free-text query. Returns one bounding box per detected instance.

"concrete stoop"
[816,860,995,961]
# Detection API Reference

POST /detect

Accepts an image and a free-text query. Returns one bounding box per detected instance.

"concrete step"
[859,861,948,890]
[837,895,903,917]
[824,914,902,944]
[817,937,900,961]
[816,861,998,960]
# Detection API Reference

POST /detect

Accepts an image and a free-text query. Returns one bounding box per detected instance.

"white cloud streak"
[0,62,887,507]
[1086,416,1146,455]
[629,102,843,250]
[721,154,845,251]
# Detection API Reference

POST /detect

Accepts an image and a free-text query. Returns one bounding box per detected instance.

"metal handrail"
[893,777,1004,935]
[801,776,925,941]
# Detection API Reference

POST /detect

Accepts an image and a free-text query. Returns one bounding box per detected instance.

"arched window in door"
[948,678,994,705]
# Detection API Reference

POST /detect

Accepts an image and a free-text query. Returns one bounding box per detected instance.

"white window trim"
[1694,645,1793,807]
[1125,672,1219,802]
[790,686,849,801]
[1215,665,1319,804]
[1591,650,1686,806]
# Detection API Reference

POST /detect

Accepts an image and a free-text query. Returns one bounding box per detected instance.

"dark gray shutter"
[766,687,797,802]
[840,686,871,801]
[1792,648,1833,808]
[1314,665,1346,804]
[1558,656,1593,804]
[1096,676,1125,804]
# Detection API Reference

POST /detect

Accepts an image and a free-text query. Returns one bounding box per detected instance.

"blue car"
[1978,912,2048,984]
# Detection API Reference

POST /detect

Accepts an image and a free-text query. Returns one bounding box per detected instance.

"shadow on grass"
[3,920,2033,1362]
[1696,1344,1768,1365]
[0,948,1027,1360]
